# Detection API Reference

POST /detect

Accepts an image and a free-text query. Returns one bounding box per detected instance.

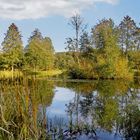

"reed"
[0,78,50,140]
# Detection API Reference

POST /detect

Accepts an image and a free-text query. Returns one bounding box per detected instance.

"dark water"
[0,79,140,140]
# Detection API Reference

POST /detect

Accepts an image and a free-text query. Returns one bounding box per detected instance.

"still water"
[45,80,140,140]
[0,79,140,140]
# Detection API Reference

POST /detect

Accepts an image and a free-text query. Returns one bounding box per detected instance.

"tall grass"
[0,69,64,80]
[0,78,50,140]
[37,70,63,77]
[0,70,23,79]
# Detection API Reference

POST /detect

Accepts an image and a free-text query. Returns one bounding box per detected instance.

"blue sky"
[0,0,139,52]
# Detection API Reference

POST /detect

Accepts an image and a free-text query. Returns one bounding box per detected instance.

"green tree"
[25,29,54,70]
[43,37,55,70]
[1,23,23,71]
[119,16,137,53]
[134,27,140,50]
[92,19,133,79]
[79,31,92,53]
[25,29,44,70]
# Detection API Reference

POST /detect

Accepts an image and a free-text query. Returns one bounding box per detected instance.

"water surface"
[45,80,140,140]
[0,79,140,140]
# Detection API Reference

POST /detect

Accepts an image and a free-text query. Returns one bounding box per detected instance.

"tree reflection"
[1,78,140,139]
[79,93,93,119]
[64,80,140,139]
[120,105,140,139]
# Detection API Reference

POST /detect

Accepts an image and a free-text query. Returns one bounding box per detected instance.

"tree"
[92,19,133,79]
[134,27,140,50]
[1,23,23,72]
[79,31,92,53]
[92,19,116,49]
[42,37,55,70]
[66,14,86,64]
[25,29,44,70]
[25,29,54,70]
[118,16,137,53]
[25,29,42,70]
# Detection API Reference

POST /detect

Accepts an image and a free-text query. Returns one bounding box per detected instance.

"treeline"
[0,15,140,80]
[56,15,140,80]
[0,23,54,72]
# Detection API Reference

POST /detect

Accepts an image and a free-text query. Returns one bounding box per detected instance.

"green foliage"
[0,79,54,139]
[92,19,119,78]
[66,18,134,80]
[68,58,98,79]
[128,51,140,69]
[0,70,23,79]
[25,29,44,70]
[1,23,24,70]
[43,37,55,70]
[26,70,63,78]
[25,29,54,70]
[55,52,75,69]
[119,16,137,53]
[0,25,56,77]
[80,32,92,53]
[0,15,140,80]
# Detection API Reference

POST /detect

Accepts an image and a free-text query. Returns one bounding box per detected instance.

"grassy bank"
[25,69,63,78]
[0,70,23,79]
[0,69,64,79]
[0,69,137,80]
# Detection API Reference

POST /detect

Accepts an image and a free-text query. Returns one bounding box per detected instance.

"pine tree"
[25,29,43,70]
[119,16,137,53]
[2,23,23,71]
[25,29,54,70]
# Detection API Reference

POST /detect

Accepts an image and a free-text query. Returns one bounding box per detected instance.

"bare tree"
[69,14,84,51]
[66,13,86,64]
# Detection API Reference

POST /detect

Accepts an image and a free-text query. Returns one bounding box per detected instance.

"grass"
[0,78,51,140]
[26,69,64,78]
[36,69,63,77]
[0,70,23,79]
[0,69,64,79]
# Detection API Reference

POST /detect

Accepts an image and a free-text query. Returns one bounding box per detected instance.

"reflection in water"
[0,79,140,139]
[48,80,140,140]
[0,78,54,139]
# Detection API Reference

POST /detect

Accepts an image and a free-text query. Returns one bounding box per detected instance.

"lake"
[0,78,140,140]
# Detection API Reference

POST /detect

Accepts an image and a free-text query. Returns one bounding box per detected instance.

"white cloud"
[0,0,119,20]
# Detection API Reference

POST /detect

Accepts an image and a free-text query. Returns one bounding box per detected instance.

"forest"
[0,15,140,80]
